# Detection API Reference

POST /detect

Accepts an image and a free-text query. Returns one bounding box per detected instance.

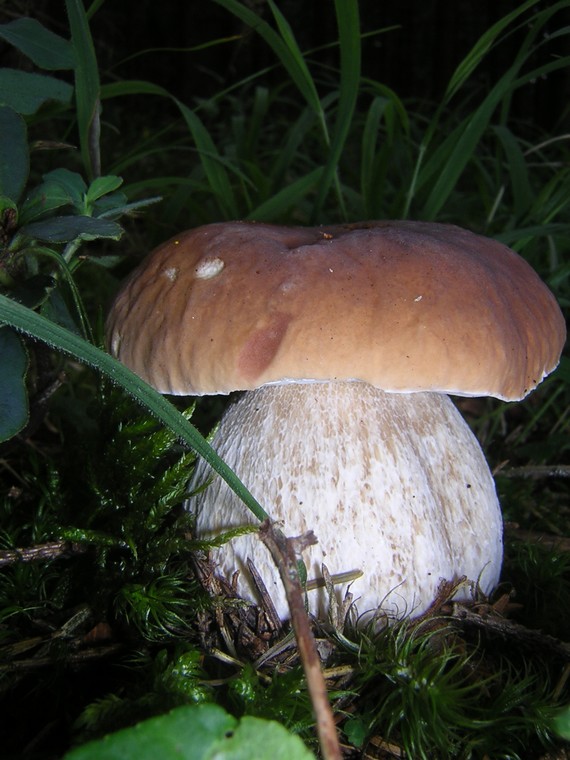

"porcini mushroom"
[106,221,566,622]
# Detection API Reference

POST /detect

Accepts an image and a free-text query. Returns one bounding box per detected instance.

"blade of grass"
[100,80,239,218]
[25,245,93,341]
[214,0,323,117]
[492,125,533,217]
[269,100,328,188]
[420,59,523,220]
[215,0,342,218]
[494,223,569,248]
[175,99,239,219]
[65,0,101,179]
[246,166,324,221]
[411,1,569,219]
[444,0,537,102]
[0,294,269,523]
[312,0,361,222]
[530,170,570,225]
[360,96,397,218]
[85,0,107,20]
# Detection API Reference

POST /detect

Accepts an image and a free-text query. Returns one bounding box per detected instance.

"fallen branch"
[0,540,88,566]
[498,464,570,479]
[449,602,570,661]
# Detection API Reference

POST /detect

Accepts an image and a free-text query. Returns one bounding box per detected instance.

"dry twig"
[259,520,342,760]
[0,540,88,566]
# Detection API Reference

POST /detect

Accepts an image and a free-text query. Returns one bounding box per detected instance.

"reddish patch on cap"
[238,313,292,382]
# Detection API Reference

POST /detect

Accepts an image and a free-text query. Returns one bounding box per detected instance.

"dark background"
[2,0,569,131]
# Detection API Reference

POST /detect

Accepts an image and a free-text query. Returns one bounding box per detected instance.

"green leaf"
[19,180,75,225]
[209,714,315,759]
[0,327,29,441]
[0,106,29,202]
[553,704,570,741]
[44,168,88,206]
[63,704,314,760]
[343,717,367,748]
[18,215,123,244]
[0,17,75,70]
[0,69,73,115]
[87,175,123,202]
[66,0,101,179]
[0,294,269,523]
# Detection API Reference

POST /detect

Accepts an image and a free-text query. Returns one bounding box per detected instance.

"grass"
[0,0,569,757]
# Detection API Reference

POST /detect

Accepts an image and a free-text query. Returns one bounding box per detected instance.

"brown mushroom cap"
[106,220,566,401]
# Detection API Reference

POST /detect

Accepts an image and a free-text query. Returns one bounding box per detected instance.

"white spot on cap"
[163,267,179,281]
[414,295,423,302]
[195,257,225,279]
[279,281,295,294]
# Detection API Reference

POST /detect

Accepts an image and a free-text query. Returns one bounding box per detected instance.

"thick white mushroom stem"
[189,382,503,623]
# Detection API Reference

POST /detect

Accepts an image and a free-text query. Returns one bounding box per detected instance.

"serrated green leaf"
[0,17,75,70]
[0,106,29,202]
[0,69,73,115]
[0,327,29,441]
[18,215,123,244]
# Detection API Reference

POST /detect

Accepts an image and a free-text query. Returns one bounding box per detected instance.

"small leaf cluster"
[0,7,158,443]
[226,663,316,740]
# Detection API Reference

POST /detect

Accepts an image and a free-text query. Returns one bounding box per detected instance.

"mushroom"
[106,221,566,622]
